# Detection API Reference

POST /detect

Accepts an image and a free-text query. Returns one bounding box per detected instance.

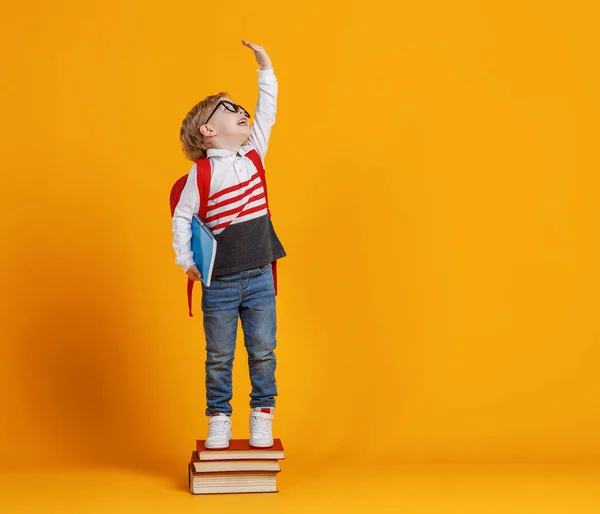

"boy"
[172,40,286,449]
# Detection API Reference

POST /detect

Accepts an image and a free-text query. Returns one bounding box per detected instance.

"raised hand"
[242,40,273,70]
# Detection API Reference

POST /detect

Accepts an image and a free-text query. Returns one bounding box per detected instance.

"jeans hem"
[205,410,232,416]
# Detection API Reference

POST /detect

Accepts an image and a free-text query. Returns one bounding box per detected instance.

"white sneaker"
[249,408,274,448]
[205,413,232,449]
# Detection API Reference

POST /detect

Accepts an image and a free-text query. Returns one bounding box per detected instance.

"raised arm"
[242,40,278,161]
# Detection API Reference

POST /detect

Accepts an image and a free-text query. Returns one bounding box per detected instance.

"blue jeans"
[201,262,277,416]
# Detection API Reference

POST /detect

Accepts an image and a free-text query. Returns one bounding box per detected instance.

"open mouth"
[237,118,248,126]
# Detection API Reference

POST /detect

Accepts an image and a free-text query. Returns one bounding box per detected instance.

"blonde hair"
[179,92,229,161]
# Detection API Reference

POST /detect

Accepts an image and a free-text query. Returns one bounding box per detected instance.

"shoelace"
[209,418,230,437]
[252,416,272,436]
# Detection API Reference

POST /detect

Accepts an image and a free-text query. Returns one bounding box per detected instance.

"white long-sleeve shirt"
[171,67,286,276]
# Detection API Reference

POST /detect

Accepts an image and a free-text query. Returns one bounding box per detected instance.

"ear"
[200,124,215,138]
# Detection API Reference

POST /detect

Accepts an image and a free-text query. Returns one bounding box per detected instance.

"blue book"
[191,213,217,287]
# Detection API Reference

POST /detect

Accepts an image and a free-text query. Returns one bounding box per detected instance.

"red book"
[191,451,281,473]
[188,463,279,494]
[195,438,285,461]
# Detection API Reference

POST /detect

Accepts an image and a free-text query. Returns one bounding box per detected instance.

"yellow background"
[1,0,600,511]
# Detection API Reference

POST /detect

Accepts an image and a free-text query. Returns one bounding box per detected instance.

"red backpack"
[170,149,278,317]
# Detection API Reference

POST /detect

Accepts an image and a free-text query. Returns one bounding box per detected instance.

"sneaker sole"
[205,435,232,450]
[249,440,274,448]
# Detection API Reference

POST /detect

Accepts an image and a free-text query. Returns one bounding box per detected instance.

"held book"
[191,213,217,287]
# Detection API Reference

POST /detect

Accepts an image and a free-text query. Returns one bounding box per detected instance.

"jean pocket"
[258,262,272,274]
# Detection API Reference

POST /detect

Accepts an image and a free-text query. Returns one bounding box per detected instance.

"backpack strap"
[245,150,271,218]
[244,149,278,295]
[197,158,212,222]
[185,158,212,317]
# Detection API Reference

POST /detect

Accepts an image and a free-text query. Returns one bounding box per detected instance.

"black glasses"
[204,100,250,125]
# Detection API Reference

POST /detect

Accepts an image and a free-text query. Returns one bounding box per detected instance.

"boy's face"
[202,97,251,143]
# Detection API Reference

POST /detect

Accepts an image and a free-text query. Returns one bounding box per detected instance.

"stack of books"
[188,439,285,495]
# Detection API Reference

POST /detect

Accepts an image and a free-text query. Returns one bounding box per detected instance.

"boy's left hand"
[242,40,272,70]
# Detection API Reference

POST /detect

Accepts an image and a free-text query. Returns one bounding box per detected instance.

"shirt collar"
[206,146,250,159]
